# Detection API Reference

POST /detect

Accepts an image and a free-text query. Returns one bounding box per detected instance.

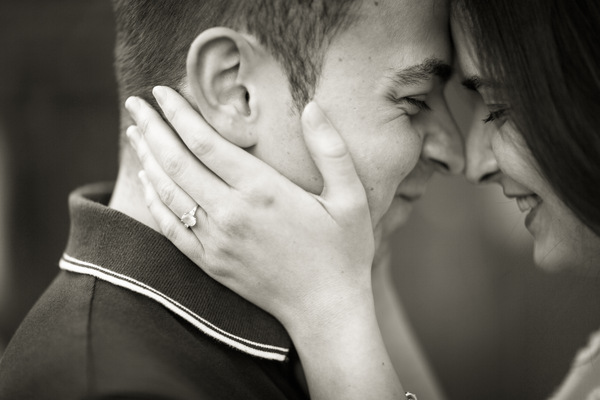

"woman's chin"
[533,241,573,272]
[532,234,600,275]
[529,205,600,274]
[531,215,579,271]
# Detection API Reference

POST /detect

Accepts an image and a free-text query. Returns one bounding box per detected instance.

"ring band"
[180,205,198,229]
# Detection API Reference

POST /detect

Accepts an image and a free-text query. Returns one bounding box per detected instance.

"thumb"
[301,102,366,207]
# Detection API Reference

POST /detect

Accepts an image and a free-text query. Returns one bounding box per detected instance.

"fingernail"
[125,96,140,114]
[126,125,140,150]
[303,102,330,132]
[138,170,148,185]
[153,86,167,105]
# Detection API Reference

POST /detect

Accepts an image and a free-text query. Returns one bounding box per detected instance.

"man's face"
[253,0,457,230]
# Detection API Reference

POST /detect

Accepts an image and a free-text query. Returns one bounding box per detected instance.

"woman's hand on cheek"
[125,86,375,334]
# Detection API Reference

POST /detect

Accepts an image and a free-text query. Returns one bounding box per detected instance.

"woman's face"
[451,18,600,273]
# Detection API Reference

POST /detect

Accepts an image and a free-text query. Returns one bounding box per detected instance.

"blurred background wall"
[0,0,119,345]
[0,121,8,356]
[0,1,599,399]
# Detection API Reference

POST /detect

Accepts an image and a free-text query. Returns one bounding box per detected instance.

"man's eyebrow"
[461,75,497,91]
[389,58,453,86]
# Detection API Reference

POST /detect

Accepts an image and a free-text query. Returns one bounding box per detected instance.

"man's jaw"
[378,165,435,239]
[375,185,427,241]
[373,159,437,255]
[395,191,425,203]
[394,166,434,204]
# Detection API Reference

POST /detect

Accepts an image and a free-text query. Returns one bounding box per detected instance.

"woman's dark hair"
[452,0,600,237]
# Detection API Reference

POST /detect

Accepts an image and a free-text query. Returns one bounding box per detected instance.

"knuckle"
[188,133,214,158]
[138,115,151,136]
[246,190,275,208]
[218,209,240,231]
[160,219,181,242]
[259,194,276,208]
[240,179,276,208]
[163,102,179,124]
[137,146,152,165]
[322,139,348,160]
[156,181,176,208]
[215,208,247,237]
[161,151,185,178]
[144,191,156,209]
[202,245,233,279]
[205,263,231,280]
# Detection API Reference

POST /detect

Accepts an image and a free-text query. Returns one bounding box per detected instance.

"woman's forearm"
[288,293,406,400]
[373,248,446,400]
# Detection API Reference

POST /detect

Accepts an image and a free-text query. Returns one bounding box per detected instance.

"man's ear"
[186,27,261,148]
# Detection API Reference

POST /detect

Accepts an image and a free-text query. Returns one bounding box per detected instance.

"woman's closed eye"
[483,104,510,127]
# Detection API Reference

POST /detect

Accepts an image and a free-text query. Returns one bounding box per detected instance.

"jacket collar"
[60,182,291,361]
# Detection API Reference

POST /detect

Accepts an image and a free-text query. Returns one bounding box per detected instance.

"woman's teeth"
[516,195,542,212]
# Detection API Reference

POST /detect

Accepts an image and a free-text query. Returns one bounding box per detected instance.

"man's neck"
[108,152,161,233]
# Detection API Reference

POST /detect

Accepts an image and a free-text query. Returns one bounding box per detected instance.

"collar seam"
[60,253,289,362]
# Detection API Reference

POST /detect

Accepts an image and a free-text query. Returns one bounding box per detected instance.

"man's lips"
[395,192,424,202]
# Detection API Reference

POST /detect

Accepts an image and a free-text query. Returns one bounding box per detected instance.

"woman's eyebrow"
[461,75,498,91]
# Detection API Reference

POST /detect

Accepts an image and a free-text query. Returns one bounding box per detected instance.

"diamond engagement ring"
[180,205,198,228]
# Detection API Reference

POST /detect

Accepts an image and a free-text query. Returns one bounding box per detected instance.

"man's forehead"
[344,0,450,55]
[352,0,449,37]
[362,0,451,60]
[318,0,452,91]
[360,0,448,20]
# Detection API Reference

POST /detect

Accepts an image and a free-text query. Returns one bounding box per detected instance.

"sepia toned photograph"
[0,1,599,399]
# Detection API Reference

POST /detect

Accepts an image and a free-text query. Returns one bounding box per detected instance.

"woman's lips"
[516,195,541,212]
[515,194,543,230]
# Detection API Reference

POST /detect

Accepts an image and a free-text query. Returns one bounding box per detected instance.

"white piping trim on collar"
[60,253,288,361]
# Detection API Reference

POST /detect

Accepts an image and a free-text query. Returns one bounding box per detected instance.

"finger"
[127,125,206,226]
[301,102,367,206]
[125,96,228,213]
[151,86,269,187]
[138,170,207,262]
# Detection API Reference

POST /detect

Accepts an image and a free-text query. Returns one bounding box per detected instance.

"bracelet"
[405,392,417,400]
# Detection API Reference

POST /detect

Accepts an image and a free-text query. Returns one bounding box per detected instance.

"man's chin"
[384,197,414,233]
[374,199,414,251]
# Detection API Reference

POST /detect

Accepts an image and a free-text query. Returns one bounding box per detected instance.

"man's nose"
[417,96,465,175]
[463,122,500,184]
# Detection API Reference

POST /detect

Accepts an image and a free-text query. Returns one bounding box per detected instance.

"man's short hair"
[111,0,360,112]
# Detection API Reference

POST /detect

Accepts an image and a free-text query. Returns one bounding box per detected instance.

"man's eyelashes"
[389,94,431,113]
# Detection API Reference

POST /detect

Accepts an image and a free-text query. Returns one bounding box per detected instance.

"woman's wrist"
[281,277,375,343]
[286,288,405,400]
